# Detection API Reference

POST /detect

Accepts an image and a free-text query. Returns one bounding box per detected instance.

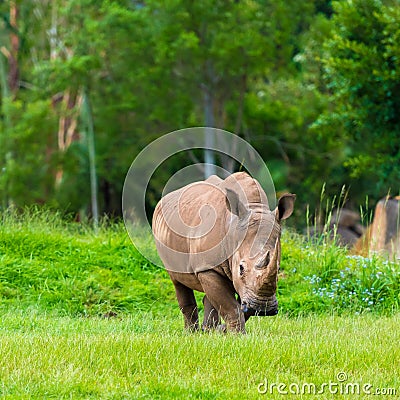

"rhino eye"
[239,263,245,276]
[265,252,270,266]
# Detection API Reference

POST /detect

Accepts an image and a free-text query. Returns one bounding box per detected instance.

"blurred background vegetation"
[1,0,399,226]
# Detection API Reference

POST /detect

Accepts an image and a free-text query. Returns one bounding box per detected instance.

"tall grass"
[0,208,174,316]
[0,208,399,317]
[279,232,400,315]
[284,186,400,315]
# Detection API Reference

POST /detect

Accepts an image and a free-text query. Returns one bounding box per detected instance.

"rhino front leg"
[236,295,253,322]
[198,271,245,333]
[172,281,199,331]
[202,295,220,331]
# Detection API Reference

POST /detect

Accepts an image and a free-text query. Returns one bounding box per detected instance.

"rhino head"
[225,189,295,317]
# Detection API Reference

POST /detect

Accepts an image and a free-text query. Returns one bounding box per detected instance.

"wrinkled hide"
[152,172,295,333]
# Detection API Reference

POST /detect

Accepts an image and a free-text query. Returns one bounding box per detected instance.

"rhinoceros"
[152,172,295,333]
[353,196,400,259]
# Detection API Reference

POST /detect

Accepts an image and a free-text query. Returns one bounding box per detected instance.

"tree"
[143,0,275,176]
[5,0,383,220]
[241,0,339,215]
[0,1,60,208]
[318,0,400,199]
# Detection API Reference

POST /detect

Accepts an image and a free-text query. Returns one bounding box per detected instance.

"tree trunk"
[8,1,19,97]
[82,89,99,229]
[54,89,83,187]
[0,2,18,207]
[0,52,11,209]
[224,73,248,173]
[203,85,216,178]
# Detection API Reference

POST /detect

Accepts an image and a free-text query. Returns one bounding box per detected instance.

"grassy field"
[0,210,399,398]
[0,311,399,399]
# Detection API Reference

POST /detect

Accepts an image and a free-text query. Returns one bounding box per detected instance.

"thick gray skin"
[152,172,295,333]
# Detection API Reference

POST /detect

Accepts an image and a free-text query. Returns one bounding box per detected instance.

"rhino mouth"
[241,296,278,317]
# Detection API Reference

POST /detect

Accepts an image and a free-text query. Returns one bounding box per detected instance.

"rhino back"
[152,181,229,272]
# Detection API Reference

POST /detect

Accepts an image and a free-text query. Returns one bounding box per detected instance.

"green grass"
[0,310,398,399]
[0,208,174,316]
[0,209,399,398]
[1,208,399,317]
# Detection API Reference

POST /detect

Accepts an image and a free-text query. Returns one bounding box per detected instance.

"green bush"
[279,232,400,315]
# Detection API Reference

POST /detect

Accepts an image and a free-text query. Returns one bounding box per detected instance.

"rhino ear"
[277,193,296,221]
[225,188,250,220]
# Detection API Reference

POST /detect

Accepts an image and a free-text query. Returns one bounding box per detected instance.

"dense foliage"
[318,0,400,197]
[0,0,399,222]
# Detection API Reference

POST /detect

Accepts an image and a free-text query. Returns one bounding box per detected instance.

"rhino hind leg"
[202,296,220,331]
[172,281,199,331]
[197,271,245,333]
